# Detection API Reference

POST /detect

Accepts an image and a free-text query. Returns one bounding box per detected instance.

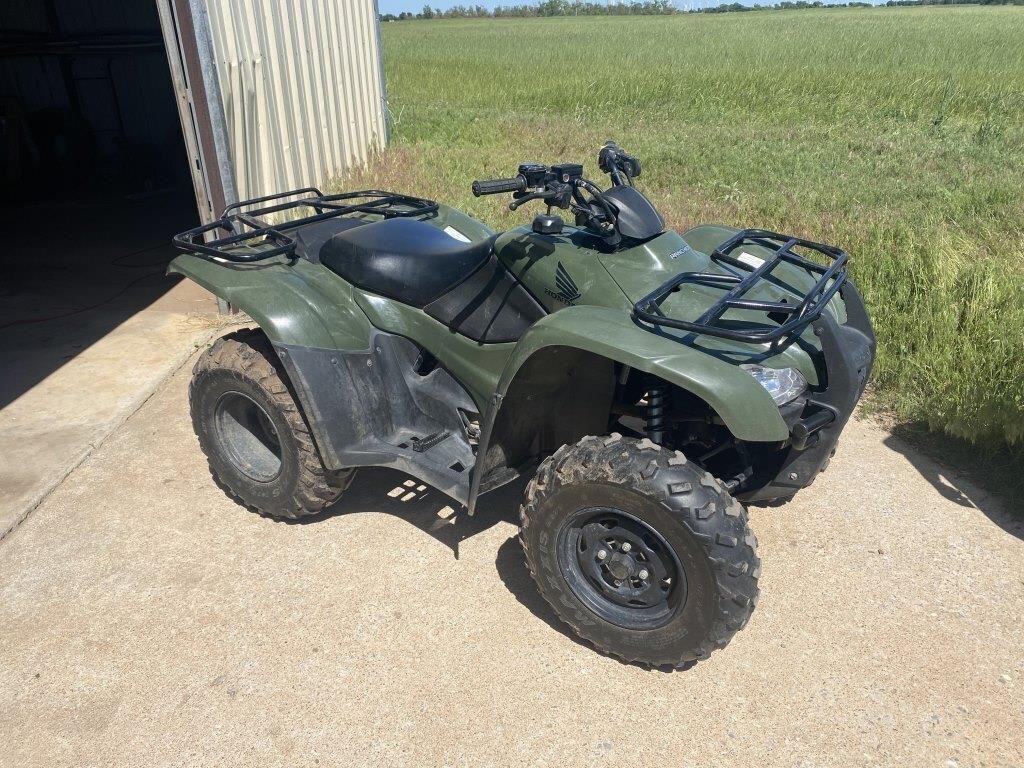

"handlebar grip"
[472,176,526,197]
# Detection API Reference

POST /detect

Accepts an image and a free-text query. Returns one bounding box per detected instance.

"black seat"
[292,217,366,263]
[319,218,493,308]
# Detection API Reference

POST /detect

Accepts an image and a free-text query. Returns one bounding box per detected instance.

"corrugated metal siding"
[204,0,387,201]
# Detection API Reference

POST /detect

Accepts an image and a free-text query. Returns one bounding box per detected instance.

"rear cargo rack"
[633,229,848,343]
[173,188,438,263]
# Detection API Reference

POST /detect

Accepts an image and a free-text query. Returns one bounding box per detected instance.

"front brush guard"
[741,281,875,503]
[632,229,848,344]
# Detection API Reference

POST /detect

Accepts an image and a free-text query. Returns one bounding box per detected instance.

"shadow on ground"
[492,535,590,644]
[882,423,1024,541]
[0,189,199,411]
[296,466,524,558]
[295,466,593,652]
[291,465,684,670]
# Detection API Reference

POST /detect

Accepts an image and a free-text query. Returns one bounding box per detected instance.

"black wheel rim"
[556,507,685,630]
[214,391,283,482]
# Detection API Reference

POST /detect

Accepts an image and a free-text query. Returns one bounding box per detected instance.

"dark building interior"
[0,0,204,409]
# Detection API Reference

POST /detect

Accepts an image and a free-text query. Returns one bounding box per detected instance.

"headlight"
[740,364,807,406]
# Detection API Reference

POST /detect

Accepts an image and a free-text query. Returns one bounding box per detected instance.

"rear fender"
[468,305,788,512]
[169,254,377,471]
[168,254,373,350]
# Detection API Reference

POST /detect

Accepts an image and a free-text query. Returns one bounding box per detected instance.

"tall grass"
[363,7,1024,447]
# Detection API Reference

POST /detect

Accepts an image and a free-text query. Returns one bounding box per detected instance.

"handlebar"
[472,177,527,197]
[471,148,639,245]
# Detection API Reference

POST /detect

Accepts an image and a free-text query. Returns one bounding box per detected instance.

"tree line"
[383,2,678,19]
[884,0,1022,5]
[487,1,674,13]
[379,0,1022,20]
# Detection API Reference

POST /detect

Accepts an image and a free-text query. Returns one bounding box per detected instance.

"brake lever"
[509,183,573,212]
[508,191,546,211]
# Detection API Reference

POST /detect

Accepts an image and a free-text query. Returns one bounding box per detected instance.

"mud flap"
[276,332,478,504]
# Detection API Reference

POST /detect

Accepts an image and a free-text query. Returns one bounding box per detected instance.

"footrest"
[410,430,450,453]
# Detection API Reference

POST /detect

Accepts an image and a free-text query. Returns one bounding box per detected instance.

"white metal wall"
[204,0,387,201]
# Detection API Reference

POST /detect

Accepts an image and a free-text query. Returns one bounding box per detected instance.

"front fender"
[168,254,372,350]
[497,305,789,443]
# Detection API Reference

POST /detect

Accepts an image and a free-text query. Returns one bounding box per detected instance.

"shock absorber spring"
[646,385,668,445]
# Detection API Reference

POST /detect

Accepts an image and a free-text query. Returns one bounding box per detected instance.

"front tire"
[189,329,354,519]
[520,434,759,667]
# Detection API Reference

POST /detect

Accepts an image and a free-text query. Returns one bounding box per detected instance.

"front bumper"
[739,280,876,503]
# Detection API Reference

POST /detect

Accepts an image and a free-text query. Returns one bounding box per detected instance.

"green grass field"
[356,7,1024,450]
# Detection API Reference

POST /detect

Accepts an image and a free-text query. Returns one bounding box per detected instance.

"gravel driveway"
[1,363,1021,767]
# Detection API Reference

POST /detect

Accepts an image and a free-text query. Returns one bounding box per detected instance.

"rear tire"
[189,329,354,519]
[519,434,759,667]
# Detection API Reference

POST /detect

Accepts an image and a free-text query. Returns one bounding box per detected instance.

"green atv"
[171,142,874,667]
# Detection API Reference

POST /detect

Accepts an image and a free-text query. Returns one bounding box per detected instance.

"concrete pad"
[0,281,227,538]
[1,363,1022,767]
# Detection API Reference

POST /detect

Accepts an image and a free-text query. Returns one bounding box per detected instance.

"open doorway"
[0,0,209,411]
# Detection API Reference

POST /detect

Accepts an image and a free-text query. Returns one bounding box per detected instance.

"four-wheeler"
[171,142,875,667]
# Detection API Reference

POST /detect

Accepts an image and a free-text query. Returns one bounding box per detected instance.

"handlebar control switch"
[550,163,584,184]
[517,163,549,188]
[599,142,641,181]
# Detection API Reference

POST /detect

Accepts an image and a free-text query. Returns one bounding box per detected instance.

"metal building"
[159,0,389,221]
[1,0,388,224]
[0,0,389,411]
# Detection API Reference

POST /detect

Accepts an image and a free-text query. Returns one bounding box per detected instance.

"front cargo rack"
[633,229,849,343]
[173,187,438,263]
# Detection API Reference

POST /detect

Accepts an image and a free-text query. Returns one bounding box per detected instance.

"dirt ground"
[1,362,1021,768]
